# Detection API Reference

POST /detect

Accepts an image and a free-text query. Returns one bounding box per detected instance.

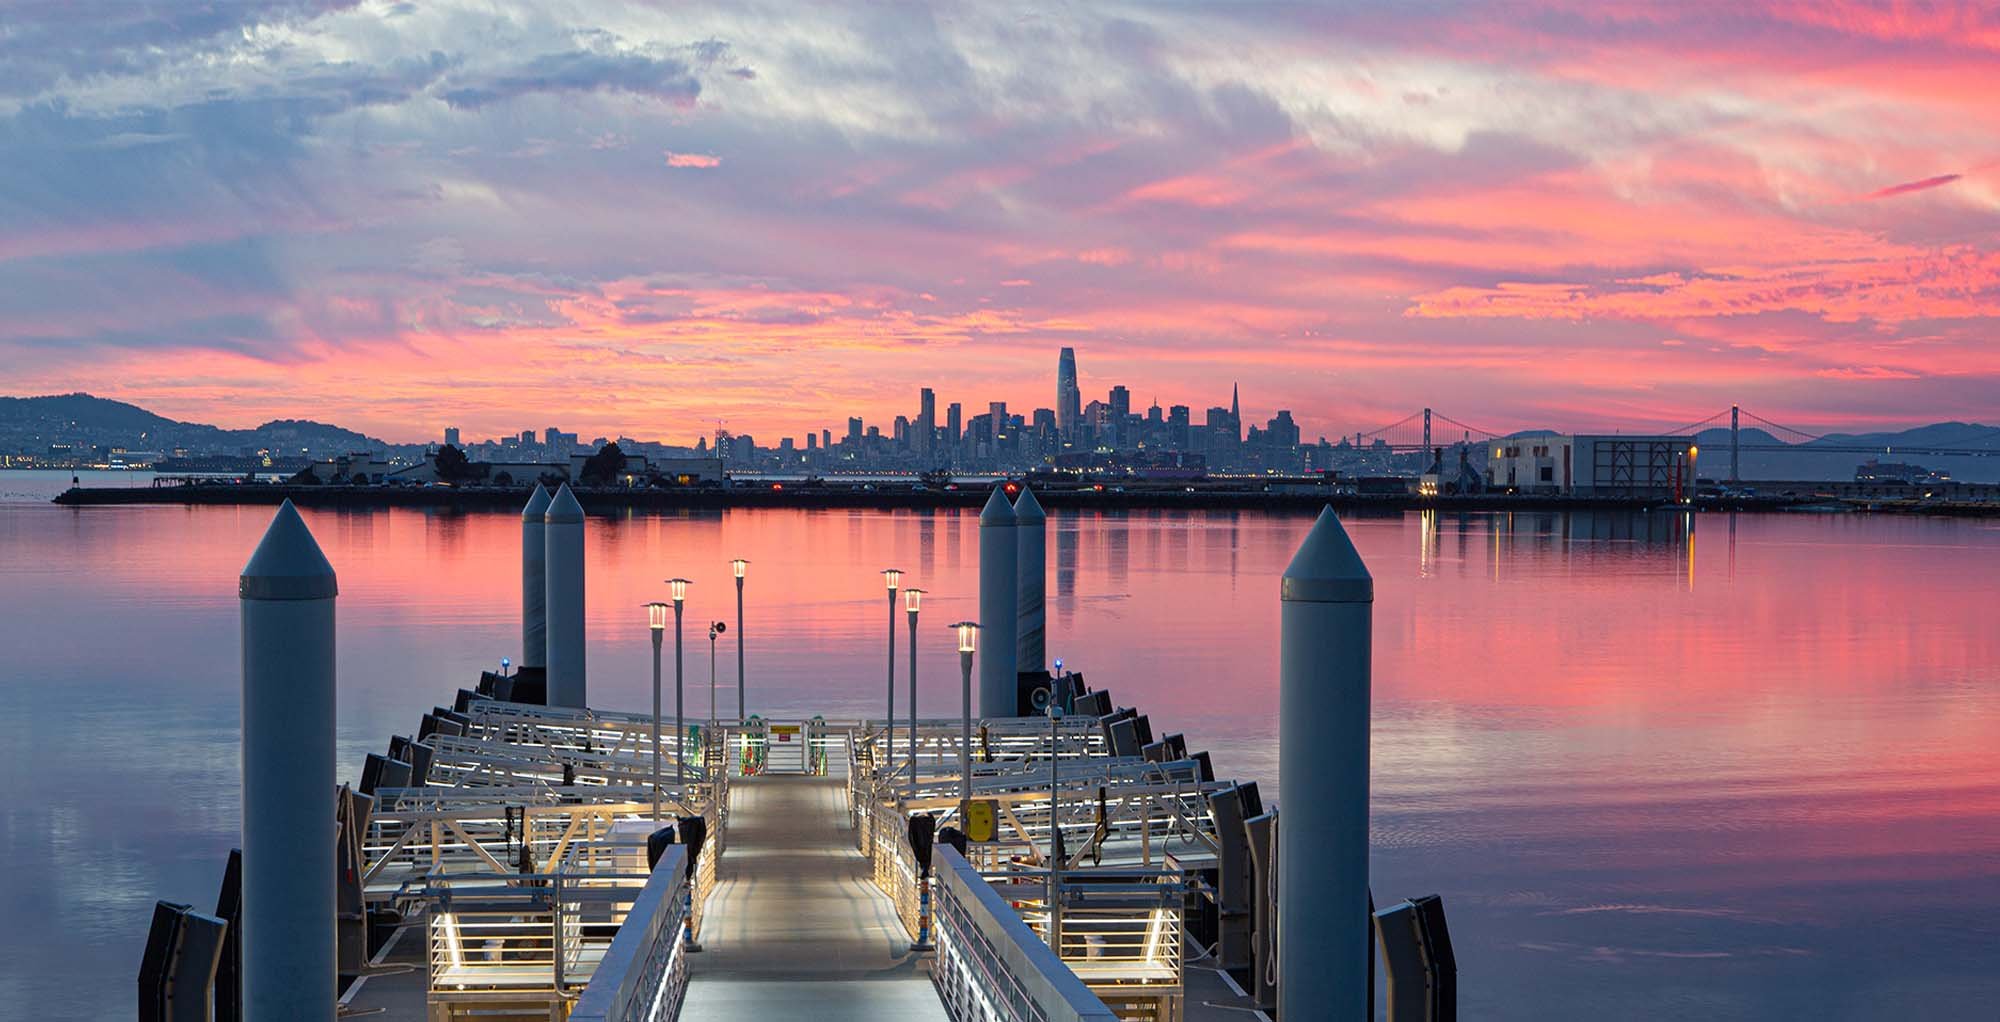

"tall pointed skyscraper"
[1057,347,1080,439]
[1230,382,1241,440]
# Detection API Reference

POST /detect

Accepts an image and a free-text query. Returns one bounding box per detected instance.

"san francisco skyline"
[4,3,1998,441]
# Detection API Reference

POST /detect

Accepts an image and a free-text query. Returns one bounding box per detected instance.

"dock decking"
[682,774,946,1019]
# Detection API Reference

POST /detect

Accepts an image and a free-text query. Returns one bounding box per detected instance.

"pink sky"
[0,2,1995,443]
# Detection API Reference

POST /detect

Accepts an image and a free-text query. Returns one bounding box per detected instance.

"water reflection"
[0,500,1996,1020]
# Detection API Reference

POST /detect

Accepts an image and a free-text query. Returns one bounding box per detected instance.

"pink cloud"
[1864,174,1961,200]
[664,151,720,168]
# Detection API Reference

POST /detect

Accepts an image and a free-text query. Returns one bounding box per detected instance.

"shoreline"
[45,481,2000,516]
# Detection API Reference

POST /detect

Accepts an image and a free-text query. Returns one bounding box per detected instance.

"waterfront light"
[882,568,903,781]
[950,621,979,819]
[642,601,671,819]
[904,589,926,801]
[732,559,748,721]
[665,579,691,791]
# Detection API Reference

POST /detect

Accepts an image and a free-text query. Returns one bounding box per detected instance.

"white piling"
[1278,506,1373,1020]
[977,485,1019,718]
[239,500,336,1021]
[521,484,551,670]
[1013,485,1046,675]
[544,483,587,708]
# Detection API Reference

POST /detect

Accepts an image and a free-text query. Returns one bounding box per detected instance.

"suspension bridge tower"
[1730,405,1740,484]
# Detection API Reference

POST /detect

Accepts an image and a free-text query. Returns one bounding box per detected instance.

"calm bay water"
[1,470,1996,1019]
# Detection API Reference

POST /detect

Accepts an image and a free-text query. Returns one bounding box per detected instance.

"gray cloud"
[440,49,701,110]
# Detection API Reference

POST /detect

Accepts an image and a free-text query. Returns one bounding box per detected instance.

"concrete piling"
[520,484,550,670]
[544,484,586,708]
[239,500,337,1021]
[1014,485,1046,675]
[1278,507,1373,1020]
[977,486,1019,717]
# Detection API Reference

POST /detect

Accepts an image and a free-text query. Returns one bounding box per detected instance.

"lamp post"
[668,578,691,793]
[951,622,978,818]
[644,602,670,821]
[904,588,925,796]
[732,559,748,720]
[882,568,902,784]
[1048,701,1063,956]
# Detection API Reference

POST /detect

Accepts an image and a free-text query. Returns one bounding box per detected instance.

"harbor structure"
[239,500,337,1020]
[520,484,550,672]
[146,500,1456,1022]
[1014,485,1047,674]
[1279,507,1374,1019]
[544,483,587,707]
[977,485,1019,717]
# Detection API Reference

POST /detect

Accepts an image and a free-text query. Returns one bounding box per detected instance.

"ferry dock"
[135,486,1461,1021]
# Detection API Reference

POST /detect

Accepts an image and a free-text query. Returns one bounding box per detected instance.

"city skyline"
[5,4,1999,440]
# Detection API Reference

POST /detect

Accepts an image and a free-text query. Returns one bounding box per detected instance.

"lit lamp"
[950,621,978,815]
[731,559,748,720]
[881,568,903,783]
[644,601,671,820]
[667,578,691,790]
[903,588,925,797]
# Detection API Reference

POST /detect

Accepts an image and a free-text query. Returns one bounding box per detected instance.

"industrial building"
[1488,433,1697,500]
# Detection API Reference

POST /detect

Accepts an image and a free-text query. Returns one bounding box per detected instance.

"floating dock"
[137,493,1460,1022]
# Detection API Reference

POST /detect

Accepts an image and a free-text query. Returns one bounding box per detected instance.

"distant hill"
[0,392,389,457]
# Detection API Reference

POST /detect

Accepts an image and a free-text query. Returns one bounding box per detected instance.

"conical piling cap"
[1281,506,1371,604]
[544,483,584,524]
[239,499,337,600]
[1012,484,1045,524]
[980,484,1016,527]
[522,483,551,522]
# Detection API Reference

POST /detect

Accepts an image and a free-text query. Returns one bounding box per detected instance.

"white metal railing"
[423,868,651,1018]
[933,846,1120,1022]
[569,845,691,1022]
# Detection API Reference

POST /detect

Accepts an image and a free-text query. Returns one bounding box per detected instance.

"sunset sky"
[3,1,1996,443]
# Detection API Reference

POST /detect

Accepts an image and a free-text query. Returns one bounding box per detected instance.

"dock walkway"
[681,775,946,1020]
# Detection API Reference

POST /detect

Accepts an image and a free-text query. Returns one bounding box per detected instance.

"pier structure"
[144,501,1463,1022]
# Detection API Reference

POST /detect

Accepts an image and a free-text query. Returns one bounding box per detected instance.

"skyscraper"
[918,387,936,456]
[443,427,460,447]
[1056,347,1080,438]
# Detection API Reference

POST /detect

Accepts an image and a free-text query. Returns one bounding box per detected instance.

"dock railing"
[933,844,1121,1022]
[569,845,692,1022]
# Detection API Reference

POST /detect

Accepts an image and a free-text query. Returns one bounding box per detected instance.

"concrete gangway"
[681,774,947,1020]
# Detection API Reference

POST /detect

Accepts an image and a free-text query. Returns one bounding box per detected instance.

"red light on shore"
[771,483,784,491]
[1004,481,1020,495]
[1093,484,1105,493]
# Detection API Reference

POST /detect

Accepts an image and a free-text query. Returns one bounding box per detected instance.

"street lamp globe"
[668,577,691,604]
[904,587,925,614]
[645,601,671,631]
[882,567,902,591]
[953,621,979,653]
[732,558,748,580]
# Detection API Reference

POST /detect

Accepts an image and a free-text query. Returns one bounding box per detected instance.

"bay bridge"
[1347,405,2000,481]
